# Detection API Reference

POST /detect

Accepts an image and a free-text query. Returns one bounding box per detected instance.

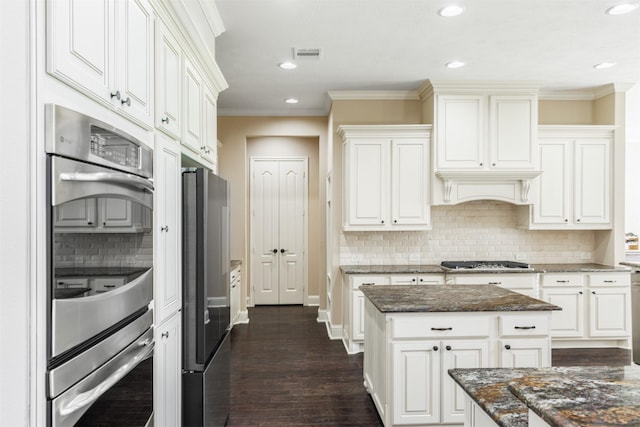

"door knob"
[280,249,286,253]
[272,249,277,254]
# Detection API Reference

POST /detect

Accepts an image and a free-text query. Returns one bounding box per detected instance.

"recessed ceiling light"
[593,62,617,69]
[605,2,639,15]
[279,62,297,70]
[284,98,299,104]
[446,61,465,69]
[438,5,465,17]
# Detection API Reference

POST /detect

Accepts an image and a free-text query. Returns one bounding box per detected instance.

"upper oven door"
[49,155,154,360]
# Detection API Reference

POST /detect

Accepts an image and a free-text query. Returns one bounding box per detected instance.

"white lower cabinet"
[365,304,552,426]
[230,265,242,326]
[540,272,631,346]
[390,274,446,285]
[343,274,390,353]
[447,273,538,298]
[154,312,181,427]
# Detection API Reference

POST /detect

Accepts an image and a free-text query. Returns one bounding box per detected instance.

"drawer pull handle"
[103,285,116,289]
[362,283,375,286]
[504,344,511,350]
[556,280,569,283]
[604,280,616,283]
[514,326,536,330]
[431,327,453,331]
[488,282,501,285]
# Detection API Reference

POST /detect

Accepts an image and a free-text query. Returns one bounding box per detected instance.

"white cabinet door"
[588,287,631,337]
[488,95,536,169]
[574,139,611,225]
[154,312,181,427]
[201,85,218,165]
[183,59,203,155]
[352,290,366,340]
[54,199,97,227]
[47,0,114,104]
[534,141,571,225]
[155,20,181,138]
[346,139,388,226]
[392,341,440,425]
[391,139,429,225]
[101,198,133,228]
[541,287,585,338]
[499,339,550,368]
[114,0,153,126]
[154,134,182,324]
[441,340,489,424]
[390,275,419,285]
[436,95,485,169]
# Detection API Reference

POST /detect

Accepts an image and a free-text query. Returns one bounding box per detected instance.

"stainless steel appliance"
[46,104,154,426]
[182,168,231,427]
[440,260,532,271]
[632,272,640,364]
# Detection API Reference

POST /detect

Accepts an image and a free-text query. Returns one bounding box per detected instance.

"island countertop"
[449,366,640,427]
[340,263,629,274]
[359,285,561,313]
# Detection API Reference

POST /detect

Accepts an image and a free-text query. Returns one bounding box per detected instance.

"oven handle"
[59,171,154,193]
[58,338,154,416]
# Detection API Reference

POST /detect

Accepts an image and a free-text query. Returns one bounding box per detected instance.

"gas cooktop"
[441,261,531,270]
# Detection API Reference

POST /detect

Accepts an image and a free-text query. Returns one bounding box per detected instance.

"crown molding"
[217,107,328,117]
[328,91,420,101]
[539,83,636,101]
[418,80,543,100]
[337,124,432,138]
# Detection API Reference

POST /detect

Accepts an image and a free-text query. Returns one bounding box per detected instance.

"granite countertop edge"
[340,263,629,274]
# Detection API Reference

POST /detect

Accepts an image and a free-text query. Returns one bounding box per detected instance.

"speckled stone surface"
[340,264,444,274]
[341,263,629,274]
[448,368,534,427]
[620,261,640,269]
[231,259,242,270]
[359,285,561,313]
[449,366,640,427]
[531,263,630,273]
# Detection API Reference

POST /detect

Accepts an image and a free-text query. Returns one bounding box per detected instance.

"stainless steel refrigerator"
[182,168,231,427]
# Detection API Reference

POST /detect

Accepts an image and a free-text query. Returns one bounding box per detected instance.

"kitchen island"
[449,366,640,427]
[361,285,560,427]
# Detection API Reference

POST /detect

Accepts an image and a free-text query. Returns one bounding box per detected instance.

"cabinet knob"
[381,220,385,224]
[272,249,278,254]
[565,219,569,222]
[592,291,596,294]
[576,218,581,222]
[280,249,286,253]
[412,278,416,282]
[160,225,169,232]
[433,346,439,351]
[161,116,170,124]
[492,163,496,167]
[161,332,169,338]
[479,162,483,166]
[121,97,131,106]
[87,221,93,225]
[393,220,397,223]
[445,345,452,351]
[579,291,583,294]
[504,344,511,350]
[110,90,121,100]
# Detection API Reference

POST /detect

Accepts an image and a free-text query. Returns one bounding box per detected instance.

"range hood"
[433,169,543,205]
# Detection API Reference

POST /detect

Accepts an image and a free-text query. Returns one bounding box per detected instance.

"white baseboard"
[323,319,343,340]
[236,310,250,324]
[316,309,329,323]
[306,295,319,306]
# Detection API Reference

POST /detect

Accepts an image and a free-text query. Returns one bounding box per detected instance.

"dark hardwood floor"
[228,306,632,426]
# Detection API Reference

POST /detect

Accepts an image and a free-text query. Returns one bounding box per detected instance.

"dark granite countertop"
[359,285,561,313]
[449,366,640,427]
[341,263,629,274]
[620,261,640,270]
[231,259,242,270]
[341,264,443,274]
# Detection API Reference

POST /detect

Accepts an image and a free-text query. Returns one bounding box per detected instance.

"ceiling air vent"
[293,48,321,60]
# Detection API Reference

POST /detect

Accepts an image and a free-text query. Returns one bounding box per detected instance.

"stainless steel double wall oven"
[45,105,155,426]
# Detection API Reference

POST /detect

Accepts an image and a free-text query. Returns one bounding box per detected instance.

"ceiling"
[213,0,640,116]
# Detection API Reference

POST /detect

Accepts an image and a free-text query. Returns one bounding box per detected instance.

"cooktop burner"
[441,261,531,270]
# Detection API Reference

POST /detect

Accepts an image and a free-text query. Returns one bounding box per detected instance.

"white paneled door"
[251,158,307,305]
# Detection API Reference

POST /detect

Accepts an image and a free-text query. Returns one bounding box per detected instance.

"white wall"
[340,201,595,265]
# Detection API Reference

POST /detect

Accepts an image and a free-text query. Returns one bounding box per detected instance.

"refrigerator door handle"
[204,309,211,325]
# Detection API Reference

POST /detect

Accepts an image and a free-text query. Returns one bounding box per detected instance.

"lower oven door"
[49,324,154,427]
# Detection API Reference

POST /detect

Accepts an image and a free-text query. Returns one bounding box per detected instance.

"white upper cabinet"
[340,125,432,231]
[523,126,613,229]
[47,0,154,129]
[201,85,218,165]
[155,20,182,139]
[435,93,537,170]
[182,59,203,155]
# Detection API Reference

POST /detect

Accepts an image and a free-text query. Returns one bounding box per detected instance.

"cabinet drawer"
[391,315,490,339]
[92,277,127,293]
[587,272,630,286]
[350,275,390,289]
[499,314,550,337]
[451,273,537,289]
[540,273,584,287]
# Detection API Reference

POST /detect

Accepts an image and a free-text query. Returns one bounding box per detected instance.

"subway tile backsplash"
[54,232,153,268]
[340,201,595,265]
